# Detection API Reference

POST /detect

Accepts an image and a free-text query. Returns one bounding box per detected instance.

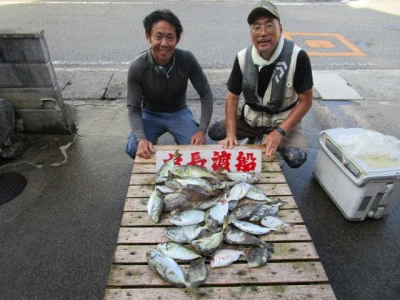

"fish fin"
[222,215,230,230]
[187,282,200,295]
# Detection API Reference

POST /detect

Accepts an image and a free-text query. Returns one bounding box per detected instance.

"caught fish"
[245,247,269,268]
[171,165,220,184]
[210,249,245,268]
[164,225,206,244]
[248,201,285,223]
[164,191,190,212]
[196,197,219,210]
[170,176,216,195]
[245,184,275,202]
[147,189,164,223]
[224,171,260,183]
[188,258,208,289]
[205,198,230,230]
[224,225,266,246]
[231,202,263,220]
[189,229,225,257]
[156,185,177,194]
[231,219,274,235]
[164,180,182,191]
[170,209,205,226]
[155,150,182,184]
[261,216,291,232]
[157,242,201,261]
[147,250,196,292]
[226,182,252,201]
[181,184,212,202]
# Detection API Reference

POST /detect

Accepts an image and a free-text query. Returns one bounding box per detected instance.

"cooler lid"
[321,128,400,180]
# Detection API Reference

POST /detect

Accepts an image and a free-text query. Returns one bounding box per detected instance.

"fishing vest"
[237,39,301,128]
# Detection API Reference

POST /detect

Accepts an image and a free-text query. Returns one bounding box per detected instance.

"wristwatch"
[276,126,286,136]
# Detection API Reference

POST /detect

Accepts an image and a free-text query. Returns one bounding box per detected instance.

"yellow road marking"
[284,32,366,57]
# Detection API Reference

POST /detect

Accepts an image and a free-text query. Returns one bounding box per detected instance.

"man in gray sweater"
[125,9,213,159]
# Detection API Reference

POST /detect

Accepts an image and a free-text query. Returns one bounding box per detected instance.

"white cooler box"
[313,128,400,221]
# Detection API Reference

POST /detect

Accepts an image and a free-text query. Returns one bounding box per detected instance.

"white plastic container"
[313,128,400,221]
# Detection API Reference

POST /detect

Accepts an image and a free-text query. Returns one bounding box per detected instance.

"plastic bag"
[335,128,400,161]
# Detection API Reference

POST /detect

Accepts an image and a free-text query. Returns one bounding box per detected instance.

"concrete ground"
[0,68,399,299]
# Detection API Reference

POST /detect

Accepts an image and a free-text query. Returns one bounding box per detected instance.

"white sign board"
[156,149,262,173]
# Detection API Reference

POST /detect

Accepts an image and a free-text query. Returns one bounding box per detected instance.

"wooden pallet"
[104,145,336,299]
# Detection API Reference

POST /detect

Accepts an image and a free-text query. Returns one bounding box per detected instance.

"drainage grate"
[0,172,27,205]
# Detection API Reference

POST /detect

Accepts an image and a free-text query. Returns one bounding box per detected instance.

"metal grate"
[0,172,26,205]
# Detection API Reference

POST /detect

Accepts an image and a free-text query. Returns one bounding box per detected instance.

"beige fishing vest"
[237,45,301,128]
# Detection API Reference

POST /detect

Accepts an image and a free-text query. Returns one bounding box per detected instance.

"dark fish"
[245,247,269,268]
[181,184,212,202]
[224,225,266,246]
[188,258,208,289]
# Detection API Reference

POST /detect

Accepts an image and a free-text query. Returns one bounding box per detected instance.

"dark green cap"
[247,1,280,24]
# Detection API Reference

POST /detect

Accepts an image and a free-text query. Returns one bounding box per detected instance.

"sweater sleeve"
[186,51,214,133]
[126,56,146,141]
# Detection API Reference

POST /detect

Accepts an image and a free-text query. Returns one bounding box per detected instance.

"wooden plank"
[112,242,319,263]
[124,195,298,211]
[116,225,311,244]
[129,172,288,185]
[107,261,329,286]
[104,284,336,300]
[120,210,303,227]
[126,183,292,198]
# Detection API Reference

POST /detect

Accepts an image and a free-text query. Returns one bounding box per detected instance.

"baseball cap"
[247,1,280,24]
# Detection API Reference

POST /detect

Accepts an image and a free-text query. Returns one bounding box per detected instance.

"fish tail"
[187,282,200,295]
[222,215,231,230]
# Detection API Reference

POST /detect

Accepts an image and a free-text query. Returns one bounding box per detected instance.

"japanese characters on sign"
[156,149,262,173]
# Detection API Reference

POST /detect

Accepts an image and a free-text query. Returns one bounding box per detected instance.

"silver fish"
[224,225,266,246]
[171,176,216,195]
[226,182,252,201]
[147,189,164,223]
[205,198,230,230]
[210,249,245,268]
[156,185,177,194]
[245,247,269,268]
[171,165,220,184]
[232,219,274,235]
[147,250,196,293]
[164,225,206,244]
[155,150,182,184]
[245,184,275,202]
[157,242,201,261]
[261,216,291,232]
[170,209,205,226]
[225,172,260,183]
[196,198,219,210]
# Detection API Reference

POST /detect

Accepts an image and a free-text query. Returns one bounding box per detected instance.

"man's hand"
[219,134,238,149]
[191,130,207,145]
[137,139,155,159]
[262,130,283,156]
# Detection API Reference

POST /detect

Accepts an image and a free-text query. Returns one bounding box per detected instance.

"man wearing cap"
[208,1,313,168]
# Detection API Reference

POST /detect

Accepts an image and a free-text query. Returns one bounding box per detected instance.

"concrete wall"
[0,30,75,134]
